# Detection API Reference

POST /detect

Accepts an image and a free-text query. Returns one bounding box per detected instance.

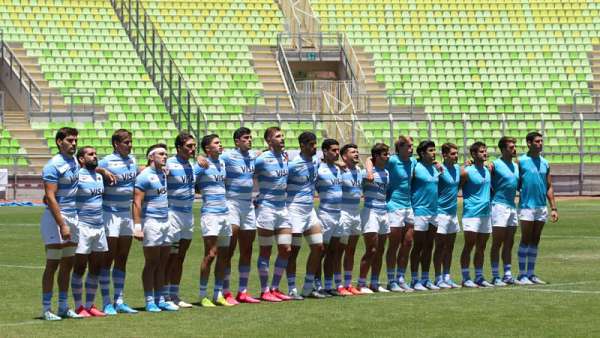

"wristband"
[134,223,142,232]
[551,208,558,211]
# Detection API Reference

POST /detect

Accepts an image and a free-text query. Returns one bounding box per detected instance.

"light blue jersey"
[518,154,549,209]
[287,154,317,207]
[316,162,343,213]
[98,152,137,213]
[135,167,168,220]
[463,165,492,218]
[341,167,363,211]
[363,167,389,211]
[255,150,288,208]
[166,155,195,214]
[221,148,257,202]
[386,155,417,211]
[42,153,80,214]
[492,158,519,208]
[76,168,104,228]
[437,163,460,216]
[194,158,228,215]
[411,162,439,216]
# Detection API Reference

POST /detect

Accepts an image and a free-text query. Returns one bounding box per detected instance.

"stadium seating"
[0,127,27,166]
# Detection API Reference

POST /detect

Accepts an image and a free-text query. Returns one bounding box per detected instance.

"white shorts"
[491,203,518,227]
[256,205,291,231]
[518,207,548,222]
[227,200,256,231]
[40,209,78,245]
[76,224,109,254]
[462,216,492,234]
[361,208,390,235]
[288,205,319,234]
[389,208,415,228]
[434,214,460,234]
[414,215,437,232]
[104,211,134,238]
[340,209,361,236]
[167,210,194,242]
[142,218,170,247]
[318,209,342,243]
[201,213,232,238]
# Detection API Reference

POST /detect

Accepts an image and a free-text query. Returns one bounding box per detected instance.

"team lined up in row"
[38,126,557,320]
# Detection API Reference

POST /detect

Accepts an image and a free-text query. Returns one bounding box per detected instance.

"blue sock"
[154,290,161,304]
[421,271,430,282]
[518,244,528,276]
[303,273,315,293]
[527,245,538,276]
[324,277,333,290]
[170,284,180,299]
[99,268,111,306]
[334,272,342,288]
[238,265,250,293]
[160,286,169,303]
[435,274,443,283]
[504,264,512,277]
[491,262,500,279]
[71,272,83,309]
[144,291,154,305]
[314,277,322,289]
[396,267,406,282]
[411,271,418,283]
[257,256,270,292]
[270,257,287,289]
[387,268,395,283]
[475,268,483,280]
[287,273,296,290]
[58,291,68,312]
[370,274,379,287]
[199,278,208,298]
[344,270,352,287]
[85,274,98,308]
[223,268,231,294]
[42,291,52,312]
[461,268,471,281]
[214,279,223,299]
[112,268,125,305]
[357,277,366,288]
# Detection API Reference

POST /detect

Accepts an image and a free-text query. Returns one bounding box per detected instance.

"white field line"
[0,320,44,328]
[0,264,44,269]
[513,288,600,295]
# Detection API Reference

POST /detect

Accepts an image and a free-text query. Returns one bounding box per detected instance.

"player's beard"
[85,162,98,171]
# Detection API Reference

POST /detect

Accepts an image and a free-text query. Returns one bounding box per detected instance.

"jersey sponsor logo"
[89,187,104,196]
[157,186,167,194]
[240,165,255,174]
[120,171,136,182]
[274,169,288,177]
[213,174,226,182]
[329,177,342,185]
[174,174,194,184]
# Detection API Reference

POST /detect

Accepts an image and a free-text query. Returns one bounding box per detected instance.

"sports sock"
[154,290,161,304]
[238,265,250,293]
[517,243,528,276]
[396,267,406,282]
[58,291,68,312]
[357,277,366,288]
[491,262,500,279]
[461,268,470,281]
[99,268,111,306]
[411,271,418,283]
[85,274,99,308]
[370,274,379,288]
[344,270,352,287]
[199,278,208,298]
[302,273,315,294]
[112,268,125,305]
[324,277,333,290]
[164,284,172,301]
[223,267,231,294]
[270,257,287,290]
[504,264,512,277]
[160,286,169,303]
[144,291,154,305]
[475,268,483,280]
[334,272,342,288]
[435,274,443,283]
[213,279,223,300]
[170,285,180,301]
[443,267,450,276]
[71,273,83,309]
[443,273,451,282]
[527,245,538,276]
[421,271,430,282]
[257,256,270,292]
[387,268,395,284]
[42,291,52,313]
[287,273,296,291]
[314,277,322,290]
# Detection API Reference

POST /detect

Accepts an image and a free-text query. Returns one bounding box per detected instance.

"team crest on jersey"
[108,162,126,169]
[169,163,184,170]
[79,174,95,183]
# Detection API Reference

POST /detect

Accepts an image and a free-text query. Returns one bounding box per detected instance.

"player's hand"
[550,210,559,223]
[196,156,209,169]
[464,159,473,166]
[335,160,347,170]
[105,172,118,185]
[134,229,144,241]
[434,161,444,173]
[254,150,262,157]
[60,224,71,241]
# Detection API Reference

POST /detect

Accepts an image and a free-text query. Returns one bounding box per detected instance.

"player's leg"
[433,232,446,287]
[396,224,414,291]
[57,243,77,317]
[256,227,279,302]
[221,224,238,305]
[527,220,546,284]
[236,228,260,303]
[517,218,535,285]
[474,231,492,287]
[443,232,459,288]
[490,204,509,286]
[142,245,162,312]
[333,234,352,296]
[421,223,439,290]
[386,227,402,291]
[42,244,62,320]
[71,252,89,316]
[324,236,343,295]
[270,227,293,300]
[213,233,233,306]
[104,213,135,314]
[110,236,134,313]
[167,238,192,306]
[286,207,308,299]
[502,226,517,284]
[301,225,325,298]
[85,248,106,316]
[343,233,360,294]
[410,230,426,290]
[199,236,218,307]
[370,233,389,292]
[460,231,477,287]
[358,232,378,294]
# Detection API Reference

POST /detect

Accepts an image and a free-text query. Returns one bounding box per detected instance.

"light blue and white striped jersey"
[98,152,137,213]
[76,168,104,228]
[463,165,492,218]
[341,167,363,211]
[287,154,317,207]
[166,155,195,214]
[193,158,228,215]
[518,154,549,209]
[411,162,439,216]
[221,148,257,202]
[42,153,80,214]
[316,162,343,213]
[255,150,288,208]
[135,167,168,220]
[362,167,389,211]
[492,158,519,208]
[437,163,460,216]
[386,155,417,211]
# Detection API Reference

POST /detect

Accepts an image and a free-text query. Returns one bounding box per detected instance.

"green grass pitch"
[1,199,599,337]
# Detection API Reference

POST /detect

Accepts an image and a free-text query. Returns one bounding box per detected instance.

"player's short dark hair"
[441,142,458,155]
[201,134,220,153]
[298,131,317,147]
[394,135,413,154]
[498,136,517,151]
[264,126,281,141]
[371,143,389,158]
[111,129,132,149]
[341,143,358,155]
[175,131,195,151]
[321,138,339,151]
[470,141,487,156]
[146,143,168,165]
[76,146,94,162]
[55,127,78,148]
[526,131,543,144]
[233,127,251,141]
[416,140,435,159]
